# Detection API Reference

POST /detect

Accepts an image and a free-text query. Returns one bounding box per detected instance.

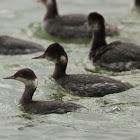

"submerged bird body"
[22,100,82,114]
[33,43,133,97]
[55,74,132,97]
[0,35,45,55]
[4,68,83,114]
[44,14,91,39]
[39,0,118,40]
[88,12,140,72]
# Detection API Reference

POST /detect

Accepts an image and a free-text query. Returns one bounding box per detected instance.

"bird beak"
[3,75,15,79]
[32,54,45,59]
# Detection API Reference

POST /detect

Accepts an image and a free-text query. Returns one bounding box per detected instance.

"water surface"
[1,0,140,139]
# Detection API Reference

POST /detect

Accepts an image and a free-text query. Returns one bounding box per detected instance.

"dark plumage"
[0,35,45,55]
[56,74,132,97]
[33,43,133,97]
[22,100,82,114]
[39,0,118,41]
[88,12,140,72]
[135,0,140,8]
[4,68,83,114]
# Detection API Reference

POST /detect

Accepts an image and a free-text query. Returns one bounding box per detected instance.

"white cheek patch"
[45,55,52,61]
[16,77,38,88]
[45,55,67,64]
[45,56,57,63]
[16,77,28,84]
[60,55,67,65]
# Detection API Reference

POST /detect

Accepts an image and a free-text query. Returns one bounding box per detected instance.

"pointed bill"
[32,54,45,59]
[3,75,15,79]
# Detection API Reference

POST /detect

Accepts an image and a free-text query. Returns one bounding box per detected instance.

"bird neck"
[21,79,37,104]
[53,56,67,79]
[91,22,107,48]
[44,0,58,20]
[89,22,107,60]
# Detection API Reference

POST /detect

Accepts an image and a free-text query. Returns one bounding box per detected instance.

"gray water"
[1,0,140,139]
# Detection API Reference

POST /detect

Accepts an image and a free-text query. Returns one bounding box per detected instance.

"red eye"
[46,52,48,56]
[19,74,23,77]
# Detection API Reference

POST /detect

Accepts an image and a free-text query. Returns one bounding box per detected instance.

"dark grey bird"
[0,35,45,55]
[88,12,140,72]
[38,0,118,41]
[3,68,83,114]
[33,43,133,97]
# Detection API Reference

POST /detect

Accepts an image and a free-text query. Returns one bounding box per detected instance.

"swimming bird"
[33,43,133,97]
[38,0,118,41]
[3,68,83,114]
[0,35,45,55]
[88,12,140,72]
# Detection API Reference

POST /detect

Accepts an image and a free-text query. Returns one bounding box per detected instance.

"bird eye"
[19,74,23,77]
[46,52,48,56]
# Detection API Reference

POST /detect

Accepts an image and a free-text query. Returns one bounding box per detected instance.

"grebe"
[88,12,140,72]
[38,0,118,41]
[4,68,83,114]
[0,35,45,55]
[33,43,133,97]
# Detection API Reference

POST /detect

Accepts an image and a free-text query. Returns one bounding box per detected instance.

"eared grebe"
[88,12,140,72]
[38,0,118,41]
[3,68,83,114]
[135,0,140,8]
[0,35,45,55]
[33,43,133,97]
